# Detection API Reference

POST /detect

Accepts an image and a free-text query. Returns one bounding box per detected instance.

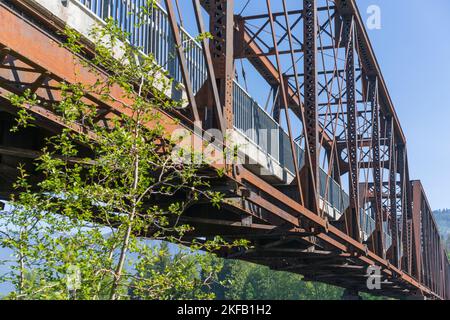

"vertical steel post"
[164,0,201,124]
[399,146,412,274]
[266,0,304,207]
[423,205,430,287]
[192,0,226,133]
[209,0,234,130]
[388,117,399,267]
[343,15,360,241]
[411,181,423,282]
[302,0,320,213]
[370,76,384,257]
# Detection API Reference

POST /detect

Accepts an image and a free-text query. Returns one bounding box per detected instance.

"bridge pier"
[342,289,362,300]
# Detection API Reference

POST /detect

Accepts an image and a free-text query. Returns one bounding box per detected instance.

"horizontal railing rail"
[319,169,349,214]
[78,0,207,94]
[233,81,351,215]
[360,208,393,249]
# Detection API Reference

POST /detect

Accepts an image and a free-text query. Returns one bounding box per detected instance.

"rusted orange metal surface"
[0,0,448,300]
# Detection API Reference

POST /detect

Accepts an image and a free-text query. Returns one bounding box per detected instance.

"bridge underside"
[0,110,426,299]
[0,0,448,300]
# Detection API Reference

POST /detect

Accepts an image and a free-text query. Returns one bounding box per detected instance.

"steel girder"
[0,0,448,300]
[302,0,319,213]
[208,0,235,130]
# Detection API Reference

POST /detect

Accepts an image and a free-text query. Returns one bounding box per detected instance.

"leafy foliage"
[0,5,246,300]
[129,242,224,300]
[212,259,344,300]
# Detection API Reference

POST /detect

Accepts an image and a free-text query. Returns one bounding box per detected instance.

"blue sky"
[176,0,450,209]
[356,0,450,209]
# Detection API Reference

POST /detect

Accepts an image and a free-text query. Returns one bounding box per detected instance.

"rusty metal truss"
[0,0,448,300]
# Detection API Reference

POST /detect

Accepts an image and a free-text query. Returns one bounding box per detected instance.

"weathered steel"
[369,76,384,257]
[265,0,304,207]
[0,0,448,300]
[388,117,399,267]
[208,0,234,129]
[192,0,226,133]
[343,14,361,242]
[164,0,201,124]
[302,0,320,213]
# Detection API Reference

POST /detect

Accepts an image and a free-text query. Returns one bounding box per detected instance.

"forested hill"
[433,209,450,251]
[434,209,450,237]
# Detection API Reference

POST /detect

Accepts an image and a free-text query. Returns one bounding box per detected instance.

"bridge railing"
[233,81,350,216]
[78,0,207,94]
[319,170,349,216]
[359,208,393,249]
[233,81,305,173]
[76,0,350,217]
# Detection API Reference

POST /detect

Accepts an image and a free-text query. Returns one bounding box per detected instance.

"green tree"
[0,1,244,300]
[129,242,224,300]
[215,260,344,300]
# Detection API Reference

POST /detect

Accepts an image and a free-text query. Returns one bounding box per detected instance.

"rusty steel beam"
[398,145,410,273]
[209,0,235,129]
[265,0,304,207]
[164,0,201,124]
[388,117,399,268]
[411,181,423,283]
[301,0,320,214]
[369,76,384,258]
[240,6,335,21]
[192,0,226,133]
[1,0,448,300]
[280,0,321,216]
[343,14,361,242]
[403,150,414,275]
[412,180,449,293]
[236,166,443,300]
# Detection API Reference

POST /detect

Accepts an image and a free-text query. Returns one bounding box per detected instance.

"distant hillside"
[434,209,450,237]
[433,209,450,251]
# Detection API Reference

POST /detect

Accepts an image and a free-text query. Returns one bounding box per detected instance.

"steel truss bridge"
[0,0,448,300]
